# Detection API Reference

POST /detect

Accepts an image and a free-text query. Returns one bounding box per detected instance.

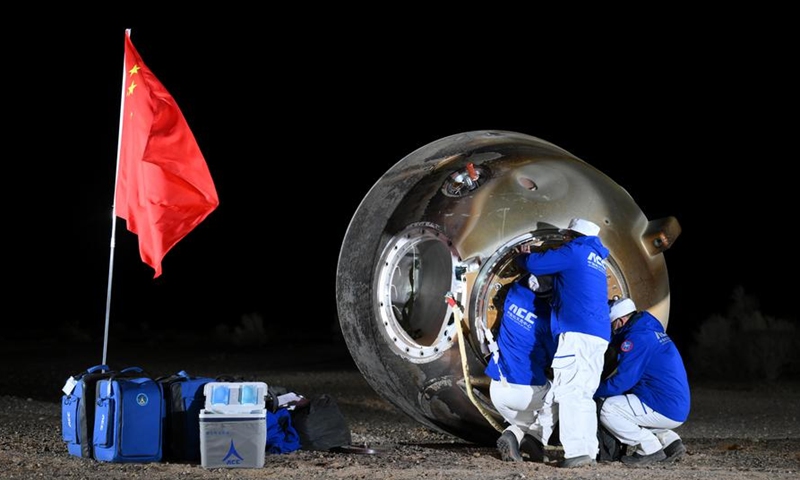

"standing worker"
[487,274,556,462]
[515,218,610,468]
[595,297,690,466]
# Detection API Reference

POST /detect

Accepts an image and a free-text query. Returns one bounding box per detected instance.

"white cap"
[566,218,600,237]
[609,298,636,322]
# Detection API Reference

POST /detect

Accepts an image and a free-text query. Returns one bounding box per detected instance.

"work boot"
[662,439,686,462]
[558,454,596,468]
[496,430,523,462]
[621,449,667,466]
[519,434,545,462]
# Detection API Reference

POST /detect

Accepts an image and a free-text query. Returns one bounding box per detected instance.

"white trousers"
[538,332,608,459]
[489,379,551,444]
[599,394,683,455]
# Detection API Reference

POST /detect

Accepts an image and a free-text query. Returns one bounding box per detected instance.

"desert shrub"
[214,312,271,347]
[59,319,93,343]
[689,286,799,381]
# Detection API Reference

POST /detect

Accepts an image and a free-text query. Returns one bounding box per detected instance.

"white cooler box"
[199,382,267,469]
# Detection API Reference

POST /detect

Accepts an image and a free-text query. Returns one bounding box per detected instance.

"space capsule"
[336,130,680,445]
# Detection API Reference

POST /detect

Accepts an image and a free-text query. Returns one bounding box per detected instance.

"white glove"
[528,274,539,292]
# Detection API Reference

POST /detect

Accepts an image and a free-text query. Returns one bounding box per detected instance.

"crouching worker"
[486,274,557,462]
[595,297,690,466]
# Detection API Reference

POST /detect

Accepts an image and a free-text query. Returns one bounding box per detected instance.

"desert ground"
[1,335,798,479]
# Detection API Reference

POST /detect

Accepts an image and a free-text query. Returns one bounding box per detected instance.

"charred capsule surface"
[336,130,679,444]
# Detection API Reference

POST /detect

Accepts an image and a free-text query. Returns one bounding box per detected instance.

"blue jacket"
[484,278,556,385]
[516,236,611,341]
[594,311,691,422]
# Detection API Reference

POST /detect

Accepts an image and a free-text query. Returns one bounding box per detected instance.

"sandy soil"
[1,337,798,479]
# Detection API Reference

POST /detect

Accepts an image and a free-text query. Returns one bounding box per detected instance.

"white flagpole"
[102,28,132,366]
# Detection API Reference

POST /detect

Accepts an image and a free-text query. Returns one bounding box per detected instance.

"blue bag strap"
[72,364,111,381]
[120,366,144,374]
[103,366,152,397]
[155,370,191,383]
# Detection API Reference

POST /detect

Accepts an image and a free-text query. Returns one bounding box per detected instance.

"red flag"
[116,32,219,278]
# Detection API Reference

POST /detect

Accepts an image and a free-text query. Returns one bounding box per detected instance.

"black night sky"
[7,17,797,363]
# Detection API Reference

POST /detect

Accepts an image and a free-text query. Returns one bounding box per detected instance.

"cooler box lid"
[202,382,268,414]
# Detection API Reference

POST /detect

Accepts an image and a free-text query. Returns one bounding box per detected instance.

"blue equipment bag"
[157,370,217,462]
[92,367,164,463]
[61,364,115,458]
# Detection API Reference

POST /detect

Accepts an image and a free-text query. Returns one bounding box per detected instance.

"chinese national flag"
[116,31,219,278]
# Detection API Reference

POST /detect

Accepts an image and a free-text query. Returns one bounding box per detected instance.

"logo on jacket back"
[587,252,606,272]
[508,303,537,326]
[223,440,244,464]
